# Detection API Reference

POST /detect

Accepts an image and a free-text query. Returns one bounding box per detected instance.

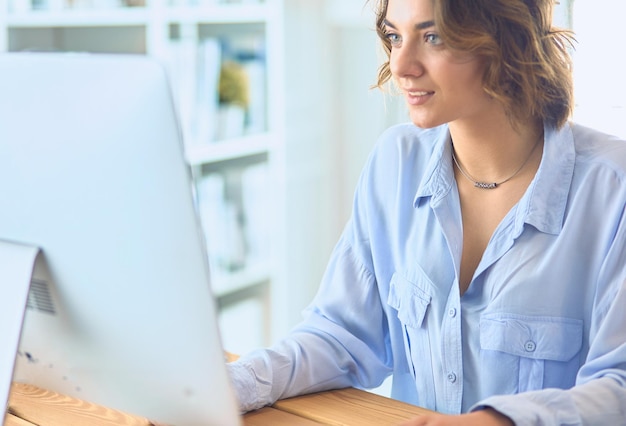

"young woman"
[228,0,626,424]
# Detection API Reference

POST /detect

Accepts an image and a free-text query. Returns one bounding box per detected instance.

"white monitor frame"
[0,52,241,426]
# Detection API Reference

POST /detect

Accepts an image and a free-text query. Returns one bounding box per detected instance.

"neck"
[448,113,544,184]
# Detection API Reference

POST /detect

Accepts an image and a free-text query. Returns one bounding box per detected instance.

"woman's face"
[385,0,495,129]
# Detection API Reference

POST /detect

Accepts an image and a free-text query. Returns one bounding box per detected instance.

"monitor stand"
[0,240,40,418]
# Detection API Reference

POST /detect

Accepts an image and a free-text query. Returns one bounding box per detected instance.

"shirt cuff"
[470,390,581,426]
[226,360,263,413]
[226,350,276,413]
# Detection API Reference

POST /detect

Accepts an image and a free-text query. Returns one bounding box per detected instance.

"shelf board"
[6,3,270,28]
[185,133,274,166]
[166,3,270,24]
[211,262,270,298]
[6,8,149,27]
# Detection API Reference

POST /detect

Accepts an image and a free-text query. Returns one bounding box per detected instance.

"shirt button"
[448,308,457,318]
[525,340,537,352]
[447,372,457,383]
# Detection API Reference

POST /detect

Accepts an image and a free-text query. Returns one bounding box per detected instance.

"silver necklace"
[451,138,541,190]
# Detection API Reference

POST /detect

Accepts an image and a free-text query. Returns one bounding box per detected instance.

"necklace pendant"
[474,181,498,189]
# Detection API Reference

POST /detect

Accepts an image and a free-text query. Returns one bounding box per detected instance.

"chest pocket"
[387,272,436,409]
[480,313,583,393]
[388,273,431,328]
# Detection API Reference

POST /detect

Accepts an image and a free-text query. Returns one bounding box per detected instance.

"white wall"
[571,0,626,139]
[277,0,404,338]
[277,0,336,338]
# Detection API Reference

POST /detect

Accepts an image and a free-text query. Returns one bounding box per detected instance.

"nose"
[390,43,425,80]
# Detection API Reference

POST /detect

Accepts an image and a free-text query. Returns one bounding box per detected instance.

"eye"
[384,31,402,48]
[424,32,443,46]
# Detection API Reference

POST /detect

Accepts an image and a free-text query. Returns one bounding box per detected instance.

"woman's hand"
[400,408,514,426]
[225,351,240,363]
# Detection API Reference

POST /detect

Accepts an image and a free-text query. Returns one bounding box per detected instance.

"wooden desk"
[5,382,433,426]
[261,387,433,425]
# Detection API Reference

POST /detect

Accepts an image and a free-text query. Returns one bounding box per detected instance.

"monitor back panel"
[0,52,241,426]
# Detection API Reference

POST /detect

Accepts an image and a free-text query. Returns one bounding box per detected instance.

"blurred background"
[1,0,623,360]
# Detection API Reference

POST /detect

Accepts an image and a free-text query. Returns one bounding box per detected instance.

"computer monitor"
[0,52,241,425]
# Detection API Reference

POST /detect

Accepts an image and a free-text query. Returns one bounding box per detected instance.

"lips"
[404,89,434,106]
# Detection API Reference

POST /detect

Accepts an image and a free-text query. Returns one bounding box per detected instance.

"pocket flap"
[387,273,432,328]
[480,313,583,361]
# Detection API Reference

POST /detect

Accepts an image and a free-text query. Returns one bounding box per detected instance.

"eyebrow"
[382,18,435,31]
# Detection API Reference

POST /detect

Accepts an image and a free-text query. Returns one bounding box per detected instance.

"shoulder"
[569,123,626,192]
[557,123,626,221]
[568,122,626,180]
[353,123,448,206]
[367,123,445,169]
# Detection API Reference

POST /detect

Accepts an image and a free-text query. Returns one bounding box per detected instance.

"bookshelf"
[0,0,285,354]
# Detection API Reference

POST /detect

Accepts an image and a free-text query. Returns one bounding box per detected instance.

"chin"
[406,107,448,129]
[408,115,444,130]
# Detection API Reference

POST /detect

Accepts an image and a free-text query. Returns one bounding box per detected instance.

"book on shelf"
[240,53,266,135]
[196,37,222,145]
[241,162,269,266]
[220,36,267,138]
[165,32,267,148]
[195,172,245,274]
[164,33,193,146]
[168,0,264,5]
[9,0,142,11]
[194,163,270,279]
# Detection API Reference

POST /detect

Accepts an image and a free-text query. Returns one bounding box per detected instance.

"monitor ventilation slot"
[27,279,57,315]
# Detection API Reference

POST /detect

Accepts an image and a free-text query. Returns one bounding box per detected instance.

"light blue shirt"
[229,122,626,425]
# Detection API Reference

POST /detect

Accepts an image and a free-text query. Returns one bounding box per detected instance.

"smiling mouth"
[407,91,432,96]
[405,90,434,105]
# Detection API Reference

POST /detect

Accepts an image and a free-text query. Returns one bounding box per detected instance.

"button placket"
[441,287,463,411]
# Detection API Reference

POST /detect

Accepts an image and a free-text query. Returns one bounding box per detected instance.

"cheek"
[446,52,485,81]
[450,63,487,97]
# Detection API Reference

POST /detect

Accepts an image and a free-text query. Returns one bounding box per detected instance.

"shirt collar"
[516,123,575,235]
[413,122,575,235]
[414,125,454,206]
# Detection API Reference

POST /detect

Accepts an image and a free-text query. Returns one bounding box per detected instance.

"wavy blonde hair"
[373,0,575,129]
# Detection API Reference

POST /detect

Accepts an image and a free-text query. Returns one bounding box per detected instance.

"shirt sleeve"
[472,376,626,426]
[225,140,398,412]
[225,235,394,412]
